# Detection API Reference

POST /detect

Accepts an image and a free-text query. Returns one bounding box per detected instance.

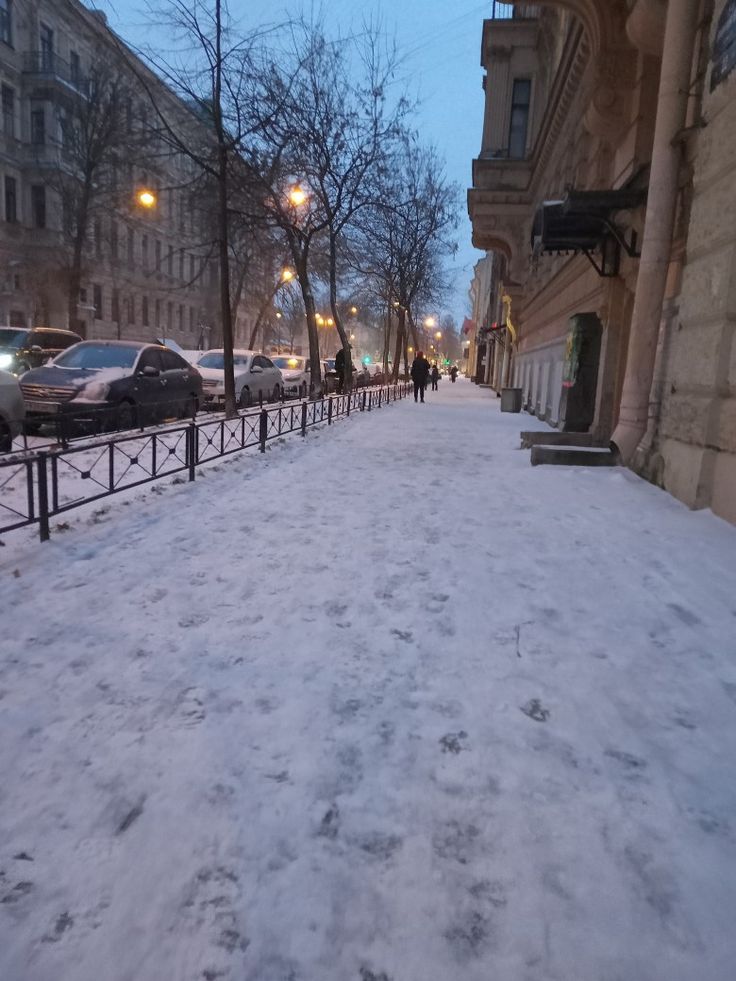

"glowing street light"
[288,185,308,207]
[136,189,157,209]
[316,314,324,325]
[424,316,436,328]
[350,306,358,315]
[281,268,294,282]
[435,330,442,340]
[326,317,334,326]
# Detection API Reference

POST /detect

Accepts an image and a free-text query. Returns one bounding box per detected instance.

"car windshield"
[272,356,305,370]
[0,328,28,349]
[198,353,250,370]
[54,343,139,369]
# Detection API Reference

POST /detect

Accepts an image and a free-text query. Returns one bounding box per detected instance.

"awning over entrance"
[531,189,647,276]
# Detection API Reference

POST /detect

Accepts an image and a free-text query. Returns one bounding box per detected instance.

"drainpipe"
[611,0,700,464]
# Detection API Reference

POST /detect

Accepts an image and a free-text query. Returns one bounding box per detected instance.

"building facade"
[468,0,736,525]
[0,0,264,350]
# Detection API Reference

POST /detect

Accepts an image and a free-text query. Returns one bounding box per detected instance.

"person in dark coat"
[410,351,431,402]
[335,347,346,394]
[450,365,458,383]
[430,364,440,391]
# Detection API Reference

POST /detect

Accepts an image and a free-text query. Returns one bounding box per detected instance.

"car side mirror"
[251,365,263,374]
[140,365,160,377]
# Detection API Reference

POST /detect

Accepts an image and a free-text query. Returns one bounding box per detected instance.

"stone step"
[530,445,618,467]
[521,430,595,449]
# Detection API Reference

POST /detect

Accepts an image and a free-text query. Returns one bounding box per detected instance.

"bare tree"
[50,55,141,336]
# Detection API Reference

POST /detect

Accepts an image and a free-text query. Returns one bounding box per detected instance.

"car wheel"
[181,395,199,419]
[0,419,11,452]
[239,386,251,408]
[116,400,137,431]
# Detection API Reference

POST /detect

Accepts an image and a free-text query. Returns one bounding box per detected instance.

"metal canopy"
[531,188,647,277]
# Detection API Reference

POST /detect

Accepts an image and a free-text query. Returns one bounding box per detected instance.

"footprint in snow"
[520,699,550,723]
[391,629,413,643]
[439,731,468,754]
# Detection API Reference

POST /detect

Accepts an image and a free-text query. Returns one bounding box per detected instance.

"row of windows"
[87,285,201,334]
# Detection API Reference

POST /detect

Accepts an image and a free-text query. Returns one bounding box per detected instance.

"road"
[1,378,735,981]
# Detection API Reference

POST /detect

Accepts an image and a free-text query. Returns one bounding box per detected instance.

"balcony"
[22,51,89,96]
[489,2,540,19]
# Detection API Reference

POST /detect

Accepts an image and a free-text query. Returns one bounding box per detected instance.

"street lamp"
[136,188,157,209]
[288,185,308,207]
[281,268,294,282]
[435,331,442,340]
[424,316,436,328]
[350,306,358,315]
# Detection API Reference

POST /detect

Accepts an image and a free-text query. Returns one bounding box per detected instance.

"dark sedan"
[19,340,202,432]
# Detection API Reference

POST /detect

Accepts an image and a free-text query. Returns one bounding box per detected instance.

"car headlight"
[0,353,13,370]
[75,381,110,401]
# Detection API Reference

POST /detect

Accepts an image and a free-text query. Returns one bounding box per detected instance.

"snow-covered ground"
[2,378,736,981]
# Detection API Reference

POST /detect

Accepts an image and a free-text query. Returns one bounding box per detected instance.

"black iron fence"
[0,383,410,542]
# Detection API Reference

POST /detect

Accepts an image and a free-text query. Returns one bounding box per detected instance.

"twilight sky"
[90,0,490,319]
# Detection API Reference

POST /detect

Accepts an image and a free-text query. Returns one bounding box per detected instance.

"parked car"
[351,360,371,388]
[0,327,82,376]
[0,369,24,451]
[19,340,202,432]
[271,354,310,398]
[196,350,284,407]
[366,363,385,385]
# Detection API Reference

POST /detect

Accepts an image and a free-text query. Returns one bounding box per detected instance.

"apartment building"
[468,0,736,524]
[0,0,263,349]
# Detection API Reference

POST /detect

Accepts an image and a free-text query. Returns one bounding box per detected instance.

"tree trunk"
[383,302,392,378]
[293,247,322,397]
[67,184,92,338]
[214,0,236,418]
[328,230,352,391]
[392,307,404,383]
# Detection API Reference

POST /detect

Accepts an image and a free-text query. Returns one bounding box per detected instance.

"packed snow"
[1,378,736,981]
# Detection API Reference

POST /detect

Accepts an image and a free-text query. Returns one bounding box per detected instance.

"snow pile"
[1,379,735,981]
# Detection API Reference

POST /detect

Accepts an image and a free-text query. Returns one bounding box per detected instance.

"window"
[39,23,54,71]
[142,295,149,326]
[161,349,185,372]
[136,348,164,373]
[189,306,195,333]
[178,303,184,332]
[112,288,120,323]
[141,234,148,271]
[94,219,101,258]
[69,51,80,87]
[508,78,531,159]
[167,246,173,277]
[127,295,135,325]
[189,254,195,281]
[30,106,45,145]
[179,252,184,282]
[93,284,102,320]
[110,222,118,259]
[31,184,45,227]
[155,239,161,271]
[0,0,12,47]
[3,175,16,223]
[2,84,14,137]
[155,298,161,328]
[167,301,173,331]
[127,226,135,266]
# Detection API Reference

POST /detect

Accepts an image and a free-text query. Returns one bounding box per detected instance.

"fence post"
[301,401,308,436]
[361,391,366,412]
[37,452,50,542]
[378,388,382,408]
[328,397,333,425]
[259,408,268,452]
[347,393,351,416]
[187,423,197,481]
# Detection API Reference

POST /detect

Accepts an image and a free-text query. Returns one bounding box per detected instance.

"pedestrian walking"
[335,347,346,394]
[430,364,440,391]
[410,350,431,403]
[450,365,458,383]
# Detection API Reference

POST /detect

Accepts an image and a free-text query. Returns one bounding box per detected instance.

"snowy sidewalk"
[2,378,736,981]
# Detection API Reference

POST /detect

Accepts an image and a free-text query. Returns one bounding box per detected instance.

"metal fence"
[0,383,410,542]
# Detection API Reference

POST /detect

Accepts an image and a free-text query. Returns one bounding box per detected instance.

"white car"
[272,354,310,398]
[196,350,284,408]
[0,368,24,451]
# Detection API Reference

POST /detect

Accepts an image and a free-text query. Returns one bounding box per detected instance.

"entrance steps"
[530,444,618,467]
[520,430,595,450]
